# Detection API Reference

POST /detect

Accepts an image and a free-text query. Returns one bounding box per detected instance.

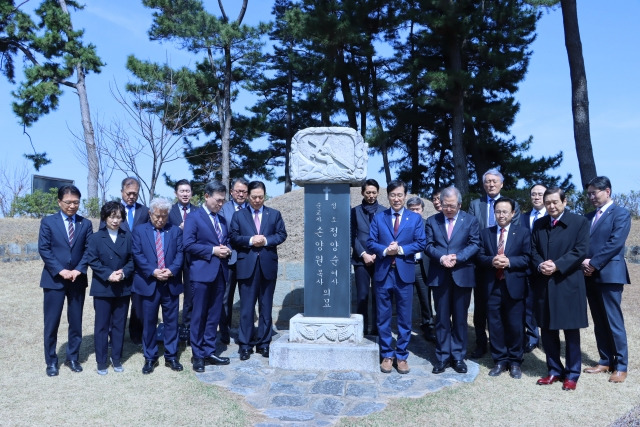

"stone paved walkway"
[196,332,479,426]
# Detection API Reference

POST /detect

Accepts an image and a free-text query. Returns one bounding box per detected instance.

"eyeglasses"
[233,189,248,194]
[494,210,512,215]
[441,204,459,210]
[60,200,80,206]
[586,189,603,198]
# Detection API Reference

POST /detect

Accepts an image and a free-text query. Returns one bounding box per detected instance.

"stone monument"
[269,127,379,372]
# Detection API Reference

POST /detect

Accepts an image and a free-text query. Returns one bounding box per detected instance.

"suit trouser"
[432,279,472,363]
[238,264,276,351]
[190,273,225,359]
[140,285,180,361]
[128,292,143,343]
[354,264,377,333]
[94,296,130,369]
[524,277,539,346]
[472,273,488,349]
[414,263,435,331]
[586,282,628,371]
[180,263,194,326]
[541,328,581,381]
[375,267,413,360]
[487,279,524,365]
[219,263,238,335]
[43,284,85,365]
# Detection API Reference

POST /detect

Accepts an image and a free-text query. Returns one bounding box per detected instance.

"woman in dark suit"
[87,201,134,375]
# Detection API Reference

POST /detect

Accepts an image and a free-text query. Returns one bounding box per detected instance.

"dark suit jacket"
[183,207,230,282]
[531,211,589,330]
[121,202,149,232]
[585,203,631,284]
[38,211,93,289]
[132,222,184,297]
[367,208,426,284]
[229,205,287,281]
[168,202,199,228]
[87,228,134,297]
[469,195,521,229]
[219,200,248,265]
[477,225,531,300]
[520,210,547,233]
[425,211,480,288]
[351,203,386,266]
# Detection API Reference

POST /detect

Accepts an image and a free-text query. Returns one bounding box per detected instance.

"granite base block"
[269,333,379,373]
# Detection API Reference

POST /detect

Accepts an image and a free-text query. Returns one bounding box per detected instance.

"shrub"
[12,188,59,218]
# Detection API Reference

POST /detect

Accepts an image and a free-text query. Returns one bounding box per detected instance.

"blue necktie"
[127,205,134,230]
[488,198,495,227]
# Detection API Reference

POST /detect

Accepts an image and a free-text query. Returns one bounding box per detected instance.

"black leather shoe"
[509,364,522,379]
[432,360,450,374]
[239,349,252,361]
[165,359,184,372]
[46,364,59,377]
[64,360,83,373]
[191,358,205,373]
[142,359,158,374]
[452,360,468,373]
[524,343,538,353]
[469,347,486,359]
[257,347,269,358]
[205,354,230,365]
[488,363,507,377]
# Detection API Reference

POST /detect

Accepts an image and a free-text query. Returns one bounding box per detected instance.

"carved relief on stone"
[290,127,367,185]
[291,321,358,344]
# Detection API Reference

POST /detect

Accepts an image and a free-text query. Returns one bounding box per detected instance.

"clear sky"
[1,1,639,203]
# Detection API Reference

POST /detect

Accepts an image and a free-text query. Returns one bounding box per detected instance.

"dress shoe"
[46,364,59,377]
[452,360,468,374]
[205,354,230,365]
[562,379,577,391]
[165,359,184,372]
[583,364,611,374]
[432,360,450,374]
[64,360,83,373]
[191,358,205,372]
[524,343,538,353]
[488,363,507,377]
[97,367,108,376]
[239,349,252,361]
[110,357,124,373]
[509,364,522,379]
[469,347,486,359]
[609,371,627,383]
[397,359,410,374]
[257,347,269,358]
[142,359,158,374]
[380,357,394,373]
[537,374,563,385]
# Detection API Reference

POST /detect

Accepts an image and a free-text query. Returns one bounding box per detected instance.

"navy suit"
[478,225,530,366]
[468,195,521,352]
[132,222,184,362]
[229,205,287,352]
[183,207,229,359]
[38,211,93,366]
[531,211,589,381]
[367,208,426,360]
[425,211,480,363]
[351,202,385,334]
[585,203,631,372]
[218,200,248,339]
[168,202,199,329]
[87,228,134,369]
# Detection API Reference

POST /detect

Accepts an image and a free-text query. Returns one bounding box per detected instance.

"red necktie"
[182,206,188,221]
[155,229,165,269]
[67,217,75,246]
[496,228,505,280]
[393,212,400,236]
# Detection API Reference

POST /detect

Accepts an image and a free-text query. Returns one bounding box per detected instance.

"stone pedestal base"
[269,314,380,372]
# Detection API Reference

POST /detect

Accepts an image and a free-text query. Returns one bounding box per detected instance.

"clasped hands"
[153,268,174,281]
[362,252,376,266]
[59,269,82,282]
[214,244,231,258]
[581,258,595,276]
[492,254,510,269]
[440,253,457,268]
[108,269,125,282]
[538,260,557,276]
[252,234,267,248]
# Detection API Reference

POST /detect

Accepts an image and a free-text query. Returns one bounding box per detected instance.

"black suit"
[86,228,134,369]
[38,212,93,366]
[414,218,435,334]
[520,209,546,348]
[531,211,589,381]
[478,225,530,366]
[168,202,199,329]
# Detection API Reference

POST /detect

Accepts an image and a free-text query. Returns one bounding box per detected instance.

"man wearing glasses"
[230,181,287,361]
[219,177,250,344]
[39,185,93,376]
[183,181,232,372]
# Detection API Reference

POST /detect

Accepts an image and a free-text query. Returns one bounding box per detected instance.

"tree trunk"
[221,44,232,191]
[284,67,293,193]
[560,0,596,188]
[448,38,469,196]
[59,0,99,200]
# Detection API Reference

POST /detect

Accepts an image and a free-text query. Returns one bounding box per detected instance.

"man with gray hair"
[468,168,521,359]
[406,196,436,342]
[184,181,232,372]
[132,197,185,374]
